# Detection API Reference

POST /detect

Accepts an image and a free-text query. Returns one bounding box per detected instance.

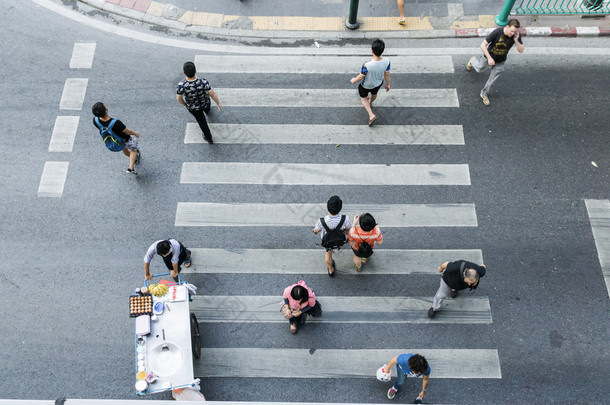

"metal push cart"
[132,273,201,395]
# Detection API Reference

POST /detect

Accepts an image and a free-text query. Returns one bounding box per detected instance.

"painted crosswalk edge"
[38,162,69,197]
[59,78,88,110]
[49,116,80,152]
[69,43,96,69]
[584,199,610,299]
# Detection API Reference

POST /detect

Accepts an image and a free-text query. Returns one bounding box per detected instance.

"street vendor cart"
[131,273,201,396]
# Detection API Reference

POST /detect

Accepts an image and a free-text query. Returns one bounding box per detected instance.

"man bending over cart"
[144,239,192,282]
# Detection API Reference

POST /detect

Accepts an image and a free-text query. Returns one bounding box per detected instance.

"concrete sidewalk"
[79,0,610,39]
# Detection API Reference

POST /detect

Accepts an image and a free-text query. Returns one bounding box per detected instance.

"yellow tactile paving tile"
[178,10,193,24]
[191,11,208,26]
[282,16,344,31]
[478,15,497,28]
[251,16,283,30]
[223,14,241,26]
[146,1,164,17]
[250,16,431,31]
[451,15,497,29]
[206,12,224,27]
[451,20,479,29]
[360,17,433,31]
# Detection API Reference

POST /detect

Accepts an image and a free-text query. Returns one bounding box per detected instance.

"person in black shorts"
[92,102,140,175]
[350,39,391,126]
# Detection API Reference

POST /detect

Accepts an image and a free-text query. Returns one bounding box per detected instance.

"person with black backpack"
[348,213,383,272]
[92,102,140,175]
[313,196,352,277]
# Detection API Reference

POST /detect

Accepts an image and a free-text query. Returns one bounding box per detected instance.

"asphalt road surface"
[1,0,609,403]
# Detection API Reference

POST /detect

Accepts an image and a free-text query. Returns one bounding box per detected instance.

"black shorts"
[358,82,383,98]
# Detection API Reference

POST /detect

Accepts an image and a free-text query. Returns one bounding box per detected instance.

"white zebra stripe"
[69,42,96,69]
[180,163,471,186]
[215,88,459,108]
[182,248,483,275]
[59,78,88,110]
[49,116,79,152]
[194,348,502,379]
[38,162,69,198]
[175,203,478,227]
[585,199,610,300]
[190,295,492,324]
[194,55,454,74]
[185,123,465,145]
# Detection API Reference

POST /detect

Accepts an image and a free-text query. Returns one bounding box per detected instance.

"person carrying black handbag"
[348,213,383,272]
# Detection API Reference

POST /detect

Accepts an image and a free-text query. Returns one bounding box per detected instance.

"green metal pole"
[495,0,517,26]
[346,0,360,30]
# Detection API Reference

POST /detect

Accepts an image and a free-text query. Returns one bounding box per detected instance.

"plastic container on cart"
[153,301,164,315]
[136,315,150,335]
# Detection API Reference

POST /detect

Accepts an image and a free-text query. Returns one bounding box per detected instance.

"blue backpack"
[95,117,125,152]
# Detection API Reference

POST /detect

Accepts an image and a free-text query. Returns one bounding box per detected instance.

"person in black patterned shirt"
[176,61,223,144]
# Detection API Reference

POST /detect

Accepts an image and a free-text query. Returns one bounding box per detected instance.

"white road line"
[216,88,459,108]
[194,55,454,73]
[49,116,79,152]
[190,295,492,324]
[38,162,69,197]
[13,401,398,405]
[175,203,478,227]
[186,123,465,145]
[181,163,471,186]
[69,42,96,69]
[181,248,483,275]
[194,348,501,378]
[59,78,88,110]
[585,199,610,299]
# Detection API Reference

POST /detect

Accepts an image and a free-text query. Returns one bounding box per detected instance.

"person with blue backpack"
[92,102,141,175]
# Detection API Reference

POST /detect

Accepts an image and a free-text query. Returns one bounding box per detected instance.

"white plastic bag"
[376,364,391,382]
[172,387,206,401]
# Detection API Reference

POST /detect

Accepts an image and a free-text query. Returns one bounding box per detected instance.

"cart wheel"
[190,312,201,359]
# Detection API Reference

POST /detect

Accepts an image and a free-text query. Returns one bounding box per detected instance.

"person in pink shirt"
[282,280,322,334]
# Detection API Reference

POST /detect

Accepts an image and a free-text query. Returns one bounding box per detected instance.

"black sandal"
[328,260,336,277]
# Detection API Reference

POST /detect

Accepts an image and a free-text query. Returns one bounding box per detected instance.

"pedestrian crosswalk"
[174,53,500,400]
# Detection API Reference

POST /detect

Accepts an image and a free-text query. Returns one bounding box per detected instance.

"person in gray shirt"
[350,39,391,126]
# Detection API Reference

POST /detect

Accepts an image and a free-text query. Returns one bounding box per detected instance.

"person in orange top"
[348,213,383,272]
